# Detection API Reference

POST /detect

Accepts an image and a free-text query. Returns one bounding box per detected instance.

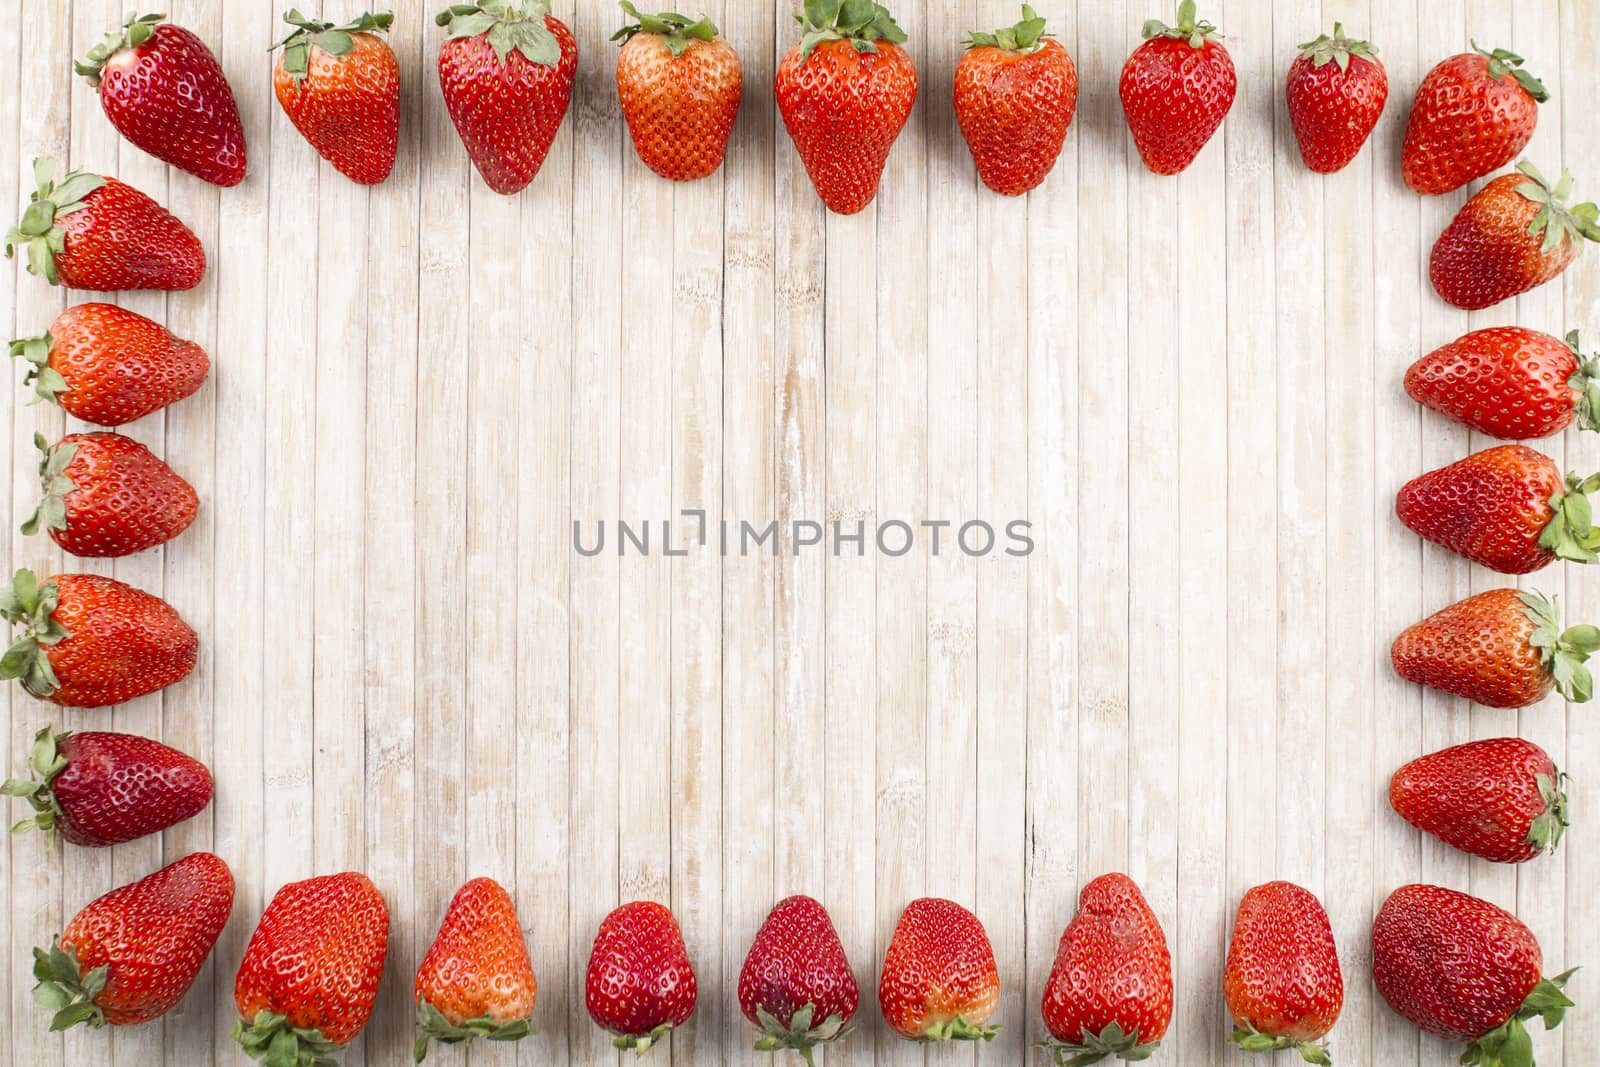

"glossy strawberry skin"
[955,39,1077,197]
[738,895,859,1032]
[1403,52,1539,195]
[879,897,999,1041]
[1405,327,1581,440]
[1431,174,1577,311]
[1041,873,1173,1049]
[1391,590,1556,709]
[585,900,698,1042]
[1224,882,1342,1046]
[274,31,400,185]
[617,33,743,183]
[415,877,537,1025]
[1392,738,1565,863]
[1119,35,1236,175]
[55,178,206,292]
[1285,44,1387,173]
[1394,445,1564,574]
[35,433,198,558]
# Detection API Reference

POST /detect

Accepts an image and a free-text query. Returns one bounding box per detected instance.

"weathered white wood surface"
[3,1,1598,1064]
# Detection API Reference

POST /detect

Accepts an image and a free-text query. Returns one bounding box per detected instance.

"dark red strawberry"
[413,877,537,1061]
[1405,328,1600,441]
[1119,1,1236,175]
[586,900,697,1054]
[272,10,400,186]
[879,897,999,1042]
[1285,23,1387,174]
[1224,881,1342,1063]
[738,895,859,1064]
[23,433,198,558]
[1392,738,1568,863]
[1403,43,1547,196]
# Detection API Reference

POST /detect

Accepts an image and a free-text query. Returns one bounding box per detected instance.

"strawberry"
[879,897,1000,1042]
[954,5,1077,197]
[1392,738,1569,864]
[414,877,537,1062]
[1405,328,1600,441]
[5,159,206,291]
[233,872,391,1063]
[75,13,247,187]
[776,0,918,216]
[1373,884,1575,1065]
[1223,881,1342,1064]
[1391,588,1599,709]
[1402,43,1547,196]
[614,3,743,183]
[3,724,211,847]
[1285,23,1387,174]
[436,1,579,196]
[1,569,199,708]
[1394,444,1600,574]
[1431,163,1600,310]
[32,852,233,1030]
[1039,872,1173,1065]
[586,900,697,1054]
[272,9,400,186]
[738,895,859,1064]
[1119,1,1236,176]
[23,433,198,558]
[9,303,208,426]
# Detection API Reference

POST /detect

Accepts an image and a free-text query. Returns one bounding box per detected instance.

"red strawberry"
[1405,328,1600,441]
[9,303,209,426]
[75,13,247,187]
[586,900,697,1054]
[1119,1,1236,176]
[436,1,579,196]
[1039,873,1173,1064]
[879,897,1000,1042]
[1285,23,1387,174]
[1395,444,1599,574]
[1392,738,1569,863]
[24,433,198,558]
[1402,43,1547,196]
[5,159,206,291]
[3,724,211,847]
[614,3,743,183]
[1391,588,1598,709]
[0,569,199,708]
[1431,163,1600,310]
[776,0,919,216]
[954,5,1078,197]
[32,852,233,1030]
[233,872,391,1062]
[1223,881,1342,1063]
[272,9,401,186]
[738,895,859,1064]
[1373,884,1575,1064]
[414,877,537,1062]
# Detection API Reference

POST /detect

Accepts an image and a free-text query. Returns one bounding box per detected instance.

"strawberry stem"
[3,159,107,288]
[1141,0,1221,49]
[21,433,78,541]
[1230,1022,1332,1063]
[435,1,562,67]
[75,12,165,87]
[794,0,908,62]
[1037,1021,1161,1065]
[413,1000,534,1062]
[1537,469,1600,567]
[1518,589,1600,703]
[1568,331,1600,433]
[30,939,109,1031]
[0,567,70,699]
[612,2,719,57]
[7,331,69,408]
[1,725,71,843]
[272,9,394,80]
[232,1009,344,1067]
[1514,161,1600,254]
[1528,770,1570,855]
[1461,969,1576,1067]
[1472,40,1550,102]
[751,1003,855,1060]
[609,1020,674,1055]
[1297,22,1378,72]
[965,5,1051,55]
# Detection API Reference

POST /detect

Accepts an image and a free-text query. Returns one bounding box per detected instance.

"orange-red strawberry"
[1285,23,1387,174]
[24,433,198,558]
[1119,1,1236,176]
[954,5,1077,197]
[413,877,537,1062]
[1039,872,1172,1065]
[614,3,743,183]
[586,900,697,1053]
[1223,881,1342,1064]
[9,303,209,426]
[1405,328,1600,441]
[1392,738,1568,864]
[233,872,390,1063]
[5,159,205,291]
[879,897,999,1042]
[1,569,199,708]
[32,852,233,1031]
[272,9,401,186]
[776,0,918,216]
[738,895,859,1064]
[1402,43,1546,196]
[436,1,578,196]
[1431,163,1600,310]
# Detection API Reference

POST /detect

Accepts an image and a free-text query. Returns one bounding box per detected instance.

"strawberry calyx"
[1528,769,1570,854]
[30,939,109,1031]
[922,1014,1000,1042]
[1037,1022,1160,1065]
[612,2,718,58]
[1518,590,1600,703]
[1297,22,1378,73]
[965,4,1050,55]
[413,1000,533,1062]
[795,0,908,62]
[74,12,165,87]
[7,331,69,408]
[1568,331,1600,433]
[1230,1022,1332,1064]
[1461,968,1577,1067]
[21,433,78,541]
[1537,469,1600,566]
[1471,41,1549,103]
[232,1009,343,1067]
[0,568,69,699]
[1,725,71,842]
[1141,0,1220,49]
[3,158,106,287]
[1513,162,1600,254]
[609,1020,674,1055]
[435,0,562,67]
[273,9,394,81]
[751,1002,854,1065]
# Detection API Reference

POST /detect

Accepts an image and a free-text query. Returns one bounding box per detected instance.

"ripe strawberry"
[5,159,206,291]
[1431,163,1600,310]
[1119,1,1236,176]
[1391,588,1599,709]
[233,872,390,1062]
[1392,738,1569,864]
[414,877,537,1062]
[3,724,211,847]
[954,5,1077,197]
[1039,873,1172,1064]
[75,13,247,187]
[1373,884,1575,1064]
[1402,43,1547,196]
[1395,444,1599,574]
[614,3,743,183]
[9,303,209,426]
[1406,328,1600,441]
[776,0,918,216]
[879,897,999,1042]
[0,569,199,708]
[1285,23,1387,174]
[738,895,859,1064]
[23,433,198,558]
[32,852,233,1030]
[436,1,579,196]
[272,9,400,186]
[1223,881,1342,1064]
[586,900,697,1053]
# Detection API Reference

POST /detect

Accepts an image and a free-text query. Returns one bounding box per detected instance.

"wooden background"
[3,0,1599,1064]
